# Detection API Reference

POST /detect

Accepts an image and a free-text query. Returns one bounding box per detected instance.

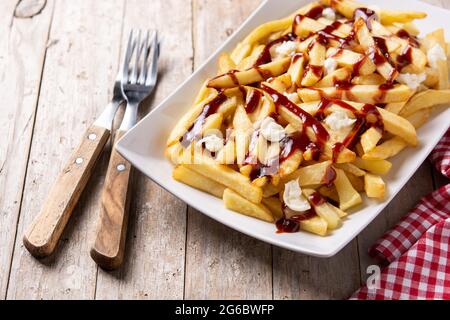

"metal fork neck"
[119,101,140,131]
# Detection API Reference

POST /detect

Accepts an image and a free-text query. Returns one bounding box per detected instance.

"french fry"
[423,29,449,90]
[352,157,392,175]
[262,197,283,220]
[327,48,376,75]
[354,18,398,82]
[262,183,280,198]
[223,188,274,222]
[207,57,291,89]
[319,185,339,203]
[173,166,226,198]
[218,53,237,74]
[333,168,362,211]
[279,150,303,177]
[400,89,450,117]
[317,67,352,87]
[303,189,341,229]
[405,108,432,129]
[384,101,407,115]
[351,73,386,85]
[362,136,407,160]
[288,54,306,87]
[360,127,382,154]
[321,0,426,24]
[334,163,366,177]
[298,216,328,236]
[364,174,386,199]
[242,2,321,45]
[233,104,253,165]
[298,84,413,104]
[282,160,333,186]
[302,41,326,86]
[187,154,262,204]
[346,172,364,193]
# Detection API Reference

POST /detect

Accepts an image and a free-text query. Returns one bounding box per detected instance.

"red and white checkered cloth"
[351,128,450,300]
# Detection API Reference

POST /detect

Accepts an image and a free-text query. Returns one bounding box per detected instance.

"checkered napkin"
[351,128,450,300]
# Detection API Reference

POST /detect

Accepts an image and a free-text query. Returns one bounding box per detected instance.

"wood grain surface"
[91,130,133,270]
[0,0,448,300]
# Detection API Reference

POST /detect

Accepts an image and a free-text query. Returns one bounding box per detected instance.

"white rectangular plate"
[117,0,450,257]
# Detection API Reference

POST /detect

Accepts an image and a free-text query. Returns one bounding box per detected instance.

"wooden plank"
[184,0,273,300]
[0,0,55,299]
[273,242,360,299]
[6,0,125,299]
[94,0,192,299]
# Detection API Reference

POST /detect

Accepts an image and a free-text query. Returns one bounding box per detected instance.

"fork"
[22,33,131,258]
[90,30,160,270]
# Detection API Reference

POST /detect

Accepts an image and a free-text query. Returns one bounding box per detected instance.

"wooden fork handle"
[23,124,110,258]
[90,130,133,270]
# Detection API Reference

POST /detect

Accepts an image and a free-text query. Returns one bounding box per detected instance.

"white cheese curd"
[322,7,336,21]
[427,44,447,69]
[283,179,311,212]
[324,109,356,131]
[197,134,224,153]
[396,72,426,90]
[274,41,298,58]
[260,117,285,142]
[324,57,338,75]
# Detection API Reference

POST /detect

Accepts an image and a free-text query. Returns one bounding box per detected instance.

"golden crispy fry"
[303,189,341,229]
[298,85,412,104]
[173,166,226,198]
[423,29,449,89]
[362,136,407,160]
[400,89,450,117]
[352,73,386,85]
[384,101,407,115]
[282,160,333,186]
[279,150,303,177]
[360,127,382,154]
[298,216,328,236]
[352,157,392,175]
[288,54,306,87]
[334,163,366,177]
[327,48,376,75]
[218,53,237,74]
[405,109,432,129]
[333,168,362,211]
[302,42,326,86]
[317,68,352,87]
[364,174,386,199]
[187,154,262,204]
[223,189,274,222]
[208,58,291,89]
[321,0,426,24]
[262,197,283,220]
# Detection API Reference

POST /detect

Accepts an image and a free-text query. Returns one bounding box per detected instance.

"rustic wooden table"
[1,0,448,300]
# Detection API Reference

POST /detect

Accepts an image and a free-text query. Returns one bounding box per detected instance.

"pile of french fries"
[165,0,450,236]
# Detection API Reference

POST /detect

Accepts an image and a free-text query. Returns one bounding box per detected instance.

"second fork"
[90,30,160,270]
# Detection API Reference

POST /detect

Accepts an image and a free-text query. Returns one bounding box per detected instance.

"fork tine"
[129,30,142,84]
[122,29,137,85]
[138,30,151,85]
[145,30,160,87]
